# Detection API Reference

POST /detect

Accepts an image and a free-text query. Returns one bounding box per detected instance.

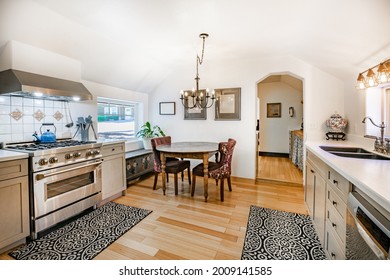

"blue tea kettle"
[33,123,57,143]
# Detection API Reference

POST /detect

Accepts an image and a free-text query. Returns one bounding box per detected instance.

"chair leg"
[174,173,178,195]
[227,176,232,191]
[181,171,184,181]
[191,174,196,196]
[153,172,158,190]
[220,178,225,201]
[187,167,191,185]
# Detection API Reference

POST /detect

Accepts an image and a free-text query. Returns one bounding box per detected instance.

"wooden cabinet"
[305,150,352,260]
[324,168,351,260]
[290,130,304,171]
[125,149,154,183]
[305,152,326,245]
[0,159,29,253]
[101,142,126,201]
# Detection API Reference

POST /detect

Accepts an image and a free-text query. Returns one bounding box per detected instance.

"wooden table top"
[156,142,219,153]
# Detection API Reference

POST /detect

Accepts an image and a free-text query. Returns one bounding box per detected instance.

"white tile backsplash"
[0,96,70,142]
[0,115,11,123]
[23,98,34,106]
[0,96,10,105]
[0,105,10,115]
[11,96,23,106]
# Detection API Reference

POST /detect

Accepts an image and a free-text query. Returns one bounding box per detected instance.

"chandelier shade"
[180,33,215,109]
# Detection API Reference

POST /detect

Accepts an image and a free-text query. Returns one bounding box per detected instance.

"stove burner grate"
[6,140,97,151]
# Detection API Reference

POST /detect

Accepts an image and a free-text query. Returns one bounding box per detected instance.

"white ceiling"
[2,0,390,93]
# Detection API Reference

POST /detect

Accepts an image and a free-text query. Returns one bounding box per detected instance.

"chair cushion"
[165,160,191,173]
[192,162,222,176]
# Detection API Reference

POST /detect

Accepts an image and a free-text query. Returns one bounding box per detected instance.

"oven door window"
[46,171,95,199]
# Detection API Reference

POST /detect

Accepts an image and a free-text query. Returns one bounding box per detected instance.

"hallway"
[256,155,303,186]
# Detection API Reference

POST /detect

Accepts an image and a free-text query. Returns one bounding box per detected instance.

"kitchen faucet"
[362,116,388,153]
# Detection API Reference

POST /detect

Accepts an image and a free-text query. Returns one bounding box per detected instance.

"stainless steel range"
[6,139,103,239]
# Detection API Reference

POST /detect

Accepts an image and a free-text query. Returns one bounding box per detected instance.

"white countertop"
[306,140,390,214]
[0,149,29,162]
[97,139,126,145]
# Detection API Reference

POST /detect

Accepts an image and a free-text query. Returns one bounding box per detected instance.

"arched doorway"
[256,73,304,185]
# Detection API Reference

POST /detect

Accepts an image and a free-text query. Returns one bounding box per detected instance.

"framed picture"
[184,90,207,120]
[267,102,281,118]
[159,102,175,115]
[215,87,241,120]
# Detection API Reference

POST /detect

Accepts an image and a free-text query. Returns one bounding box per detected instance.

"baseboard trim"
[258,151,289,158]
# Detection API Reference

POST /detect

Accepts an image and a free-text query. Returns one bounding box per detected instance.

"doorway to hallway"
[256,73,304,186]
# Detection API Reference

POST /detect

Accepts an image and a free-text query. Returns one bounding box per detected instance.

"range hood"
[0,69,92,101]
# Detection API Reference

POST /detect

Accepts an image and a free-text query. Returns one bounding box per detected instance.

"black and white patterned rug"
[9,202,151,260]
[241,205,327,260]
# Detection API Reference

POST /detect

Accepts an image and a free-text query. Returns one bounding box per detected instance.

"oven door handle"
[35,161,102,181]
[354,215,386,260]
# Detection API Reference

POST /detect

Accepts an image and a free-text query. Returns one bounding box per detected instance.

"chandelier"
[180,33,215,109]
[356,58,390,89]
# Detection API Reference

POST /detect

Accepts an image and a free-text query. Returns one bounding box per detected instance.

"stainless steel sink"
[319,146,390,160]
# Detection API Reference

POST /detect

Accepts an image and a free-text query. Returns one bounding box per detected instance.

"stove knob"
[73,152,81,158]
[65,153,73,160]
[86,150,93,157]
[49,157,58,164]
[94,150,100,155]
[38,158,48,166]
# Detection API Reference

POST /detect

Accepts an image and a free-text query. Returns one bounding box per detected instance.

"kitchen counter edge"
[0,150,29,162]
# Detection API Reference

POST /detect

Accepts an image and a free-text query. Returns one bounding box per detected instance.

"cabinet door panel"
[313,173,326,245]
[305,162,315,218]
[0,176,29,249]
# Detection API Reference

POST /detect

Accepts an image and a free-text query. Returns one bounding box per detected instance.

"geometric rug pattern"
[241,205,327,260]
[9,202,151,260]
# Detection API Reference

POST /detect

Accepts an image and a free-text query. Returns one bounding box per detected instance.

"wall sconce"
[356,59,390,89]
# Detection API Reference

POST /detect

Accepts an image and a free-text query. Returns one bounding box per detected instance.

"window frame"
[97,97,139,140]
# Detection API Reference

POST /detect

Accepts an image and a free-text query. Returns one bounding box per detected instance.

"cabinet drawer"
[0,159,28,181]
[307,151,327,178]
[327,168,350,203]
[325,225,345,260]
[326,203,346,246]
[327,185,347,220]
[101,143,125,157]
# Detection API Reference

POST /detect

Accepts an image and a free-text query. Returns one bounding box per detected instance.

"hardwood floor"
[257,155,303,185]
[0,172,306,260]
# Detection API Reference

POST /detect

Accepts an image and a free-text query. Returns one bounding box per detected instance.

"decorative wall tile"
[53,110,63,121]
[9,108,23,121]
[33,109,45,121]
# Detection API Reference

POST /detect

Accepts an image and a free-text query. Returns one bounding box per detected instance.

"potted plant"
[136,121,165,149]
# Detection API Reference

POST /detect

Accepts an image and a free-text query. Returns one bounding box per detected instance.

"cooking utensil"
[33,123,57,143]
[65,101,74,128]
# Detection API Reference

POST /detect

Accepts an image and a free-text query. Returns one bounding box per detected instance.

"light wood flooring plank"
[1,166,306,260]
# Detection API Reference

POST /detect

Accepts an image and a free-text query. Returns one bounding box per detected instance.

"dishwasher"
[346,191,390,260]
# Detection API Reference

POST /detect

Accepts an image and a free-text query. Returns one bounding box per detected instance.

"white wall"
[150,55,346,179]
[258,81,303,153]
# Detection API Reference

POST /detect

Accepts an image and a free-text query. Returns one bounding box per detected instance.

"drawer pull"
[310,169,315,173]
[333,179,338,185]
[331,252,336,258]
[332,222,337,228]
[332,200,337,206]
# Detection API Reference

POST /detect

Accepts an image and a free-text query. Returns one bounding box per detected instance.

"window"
[97,98,138,140]
[364,86,390,137]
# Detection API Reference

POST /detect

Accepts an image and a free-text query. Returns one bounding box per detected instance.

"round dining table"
[156,141,219,202]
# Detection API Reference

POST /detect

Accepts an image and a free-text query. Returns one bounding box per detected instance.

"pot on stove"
[32,123,57,143]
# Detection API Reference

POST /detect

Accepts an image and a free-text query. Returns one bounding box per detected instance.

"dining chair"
[151,136,191,195]
[191,138,236,201]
